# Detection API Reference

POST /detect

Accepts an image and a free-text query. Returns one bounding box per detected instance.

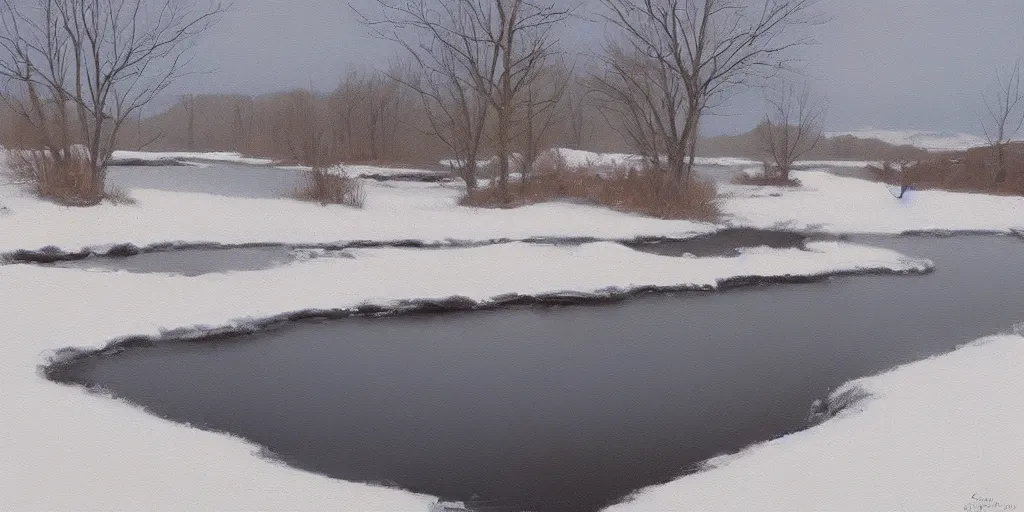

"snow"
[111,150,277,166]
[693,156,761,167]
[0,241,930,511]
[825,129,989,152]
[553,148,760,169]
[0,180,716,256]
[792,160,878,169]
[3,153,1024,511]
[720,170,1024,234]
[3,162,1022,258]
[603,333,1024,511]
[554,148,646,169]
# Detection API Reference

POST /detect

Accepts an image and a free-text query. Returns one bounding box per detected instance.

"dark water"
[626,228,811,257]
[53,236,1024,512]
[107,164,305,199]
[103,162,857,200]
[41,229,807,274]
[54,247,297,276]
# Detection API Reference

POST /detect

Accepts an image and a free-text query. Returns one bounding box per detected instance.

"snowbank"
[553,148,760,169]
[825,129,988,152]
[4,165,1022,257]
[0,241,930,510]
[0,180,715,256]
[111,150,277,166]
[721,170,1024,234]
[603,333,1024,512]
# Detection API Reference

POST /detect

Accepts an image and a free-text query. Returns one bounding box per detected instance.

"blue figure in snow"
[885,161,913,199]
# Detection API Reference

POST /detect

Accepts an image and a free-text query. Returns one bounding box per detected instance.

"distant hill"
[824,130,987,153]
[698,126,932,162]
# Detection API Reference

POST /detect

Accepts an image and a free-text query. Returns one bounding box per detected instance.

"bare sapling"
[0,0,225,205]
[981,61,1024,186]
[360,0,571,200]
[595,0,821,195]
[757,80,825,182]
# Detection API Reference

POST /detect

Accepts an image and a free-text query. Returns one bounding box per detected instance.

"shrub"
[731,164,802,187]
[6,149,107,206]
[104,186,137,206]
[867,159,1024,196]
[294,167,366,207]
[461,167,719,221]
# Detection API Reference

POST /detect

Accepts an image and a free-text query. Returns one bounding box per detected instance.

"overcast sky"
[176,0,1024,135]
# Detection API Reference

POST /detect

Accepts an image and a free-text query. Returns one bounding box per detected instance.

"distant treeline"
[0,72,927,167]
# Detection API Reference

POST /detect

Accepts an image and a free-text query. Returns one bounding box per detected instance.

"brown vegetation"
[294,168,366,207]
[5,149,137,205]
[700,128,928,161]
[0,0,223,204]
[6,150,104,205]
[732,168,803,187]
[461,157,719,220]
[105,186,138,206]
[869,147,1024,196]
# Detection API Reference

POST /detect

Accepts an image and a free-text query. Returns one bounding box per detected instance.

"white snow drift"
[111,150,277,166]
[721,170,1024,234]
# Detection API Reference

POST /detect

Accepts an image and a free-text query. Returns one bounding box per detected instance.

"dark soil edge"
[0,229,784,265]
[4,228,1016,265]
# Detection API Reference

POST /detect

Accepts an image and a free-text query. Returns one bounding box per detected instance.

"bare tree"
[565,77,594,150]
[981,61,1024,186]
[360,1,497,190]
[484,0,571,201]
[757,80,824,181]
[596,0,820,187]
[591,44,679,173]
[515,61,571,187]
[327,69,408,162]
[272,89,334,167]
[0,0,224,203]
[361,0,571,199]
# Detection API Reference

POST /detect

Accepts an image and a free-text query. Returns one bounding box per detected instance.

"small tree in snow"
[980,61,1024,186]
[0,0,224,204]
[757,80,825,181]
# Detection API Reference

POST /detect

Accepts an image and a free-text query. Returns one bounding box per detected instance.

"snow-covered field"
[2,153,1023,511]
[0,181,715,256]
[3,166,1022,257]
[554,148,764,169]
[825,129,989,152]
[721,170,1024,234]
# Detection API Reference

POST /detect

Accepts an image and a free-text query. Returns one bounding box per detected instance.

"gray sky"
[177,0,1024,135]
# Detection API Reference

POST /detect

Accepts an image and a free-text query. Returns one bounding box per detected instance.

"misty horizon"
[156,0,1024,136]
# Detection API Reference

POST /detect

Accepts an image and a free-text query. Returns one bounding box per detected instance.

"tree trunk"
[462,160,478,191]
[995,143,1008,185]
[497,118,510,203]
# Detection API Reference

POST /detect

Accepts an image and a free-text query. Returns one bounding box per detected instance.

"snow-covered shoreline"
[604,332,1024,511]
[39,241,934,365]
[2,154,1023,511]
[3,168,1023,258]
[2,240,932,511]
